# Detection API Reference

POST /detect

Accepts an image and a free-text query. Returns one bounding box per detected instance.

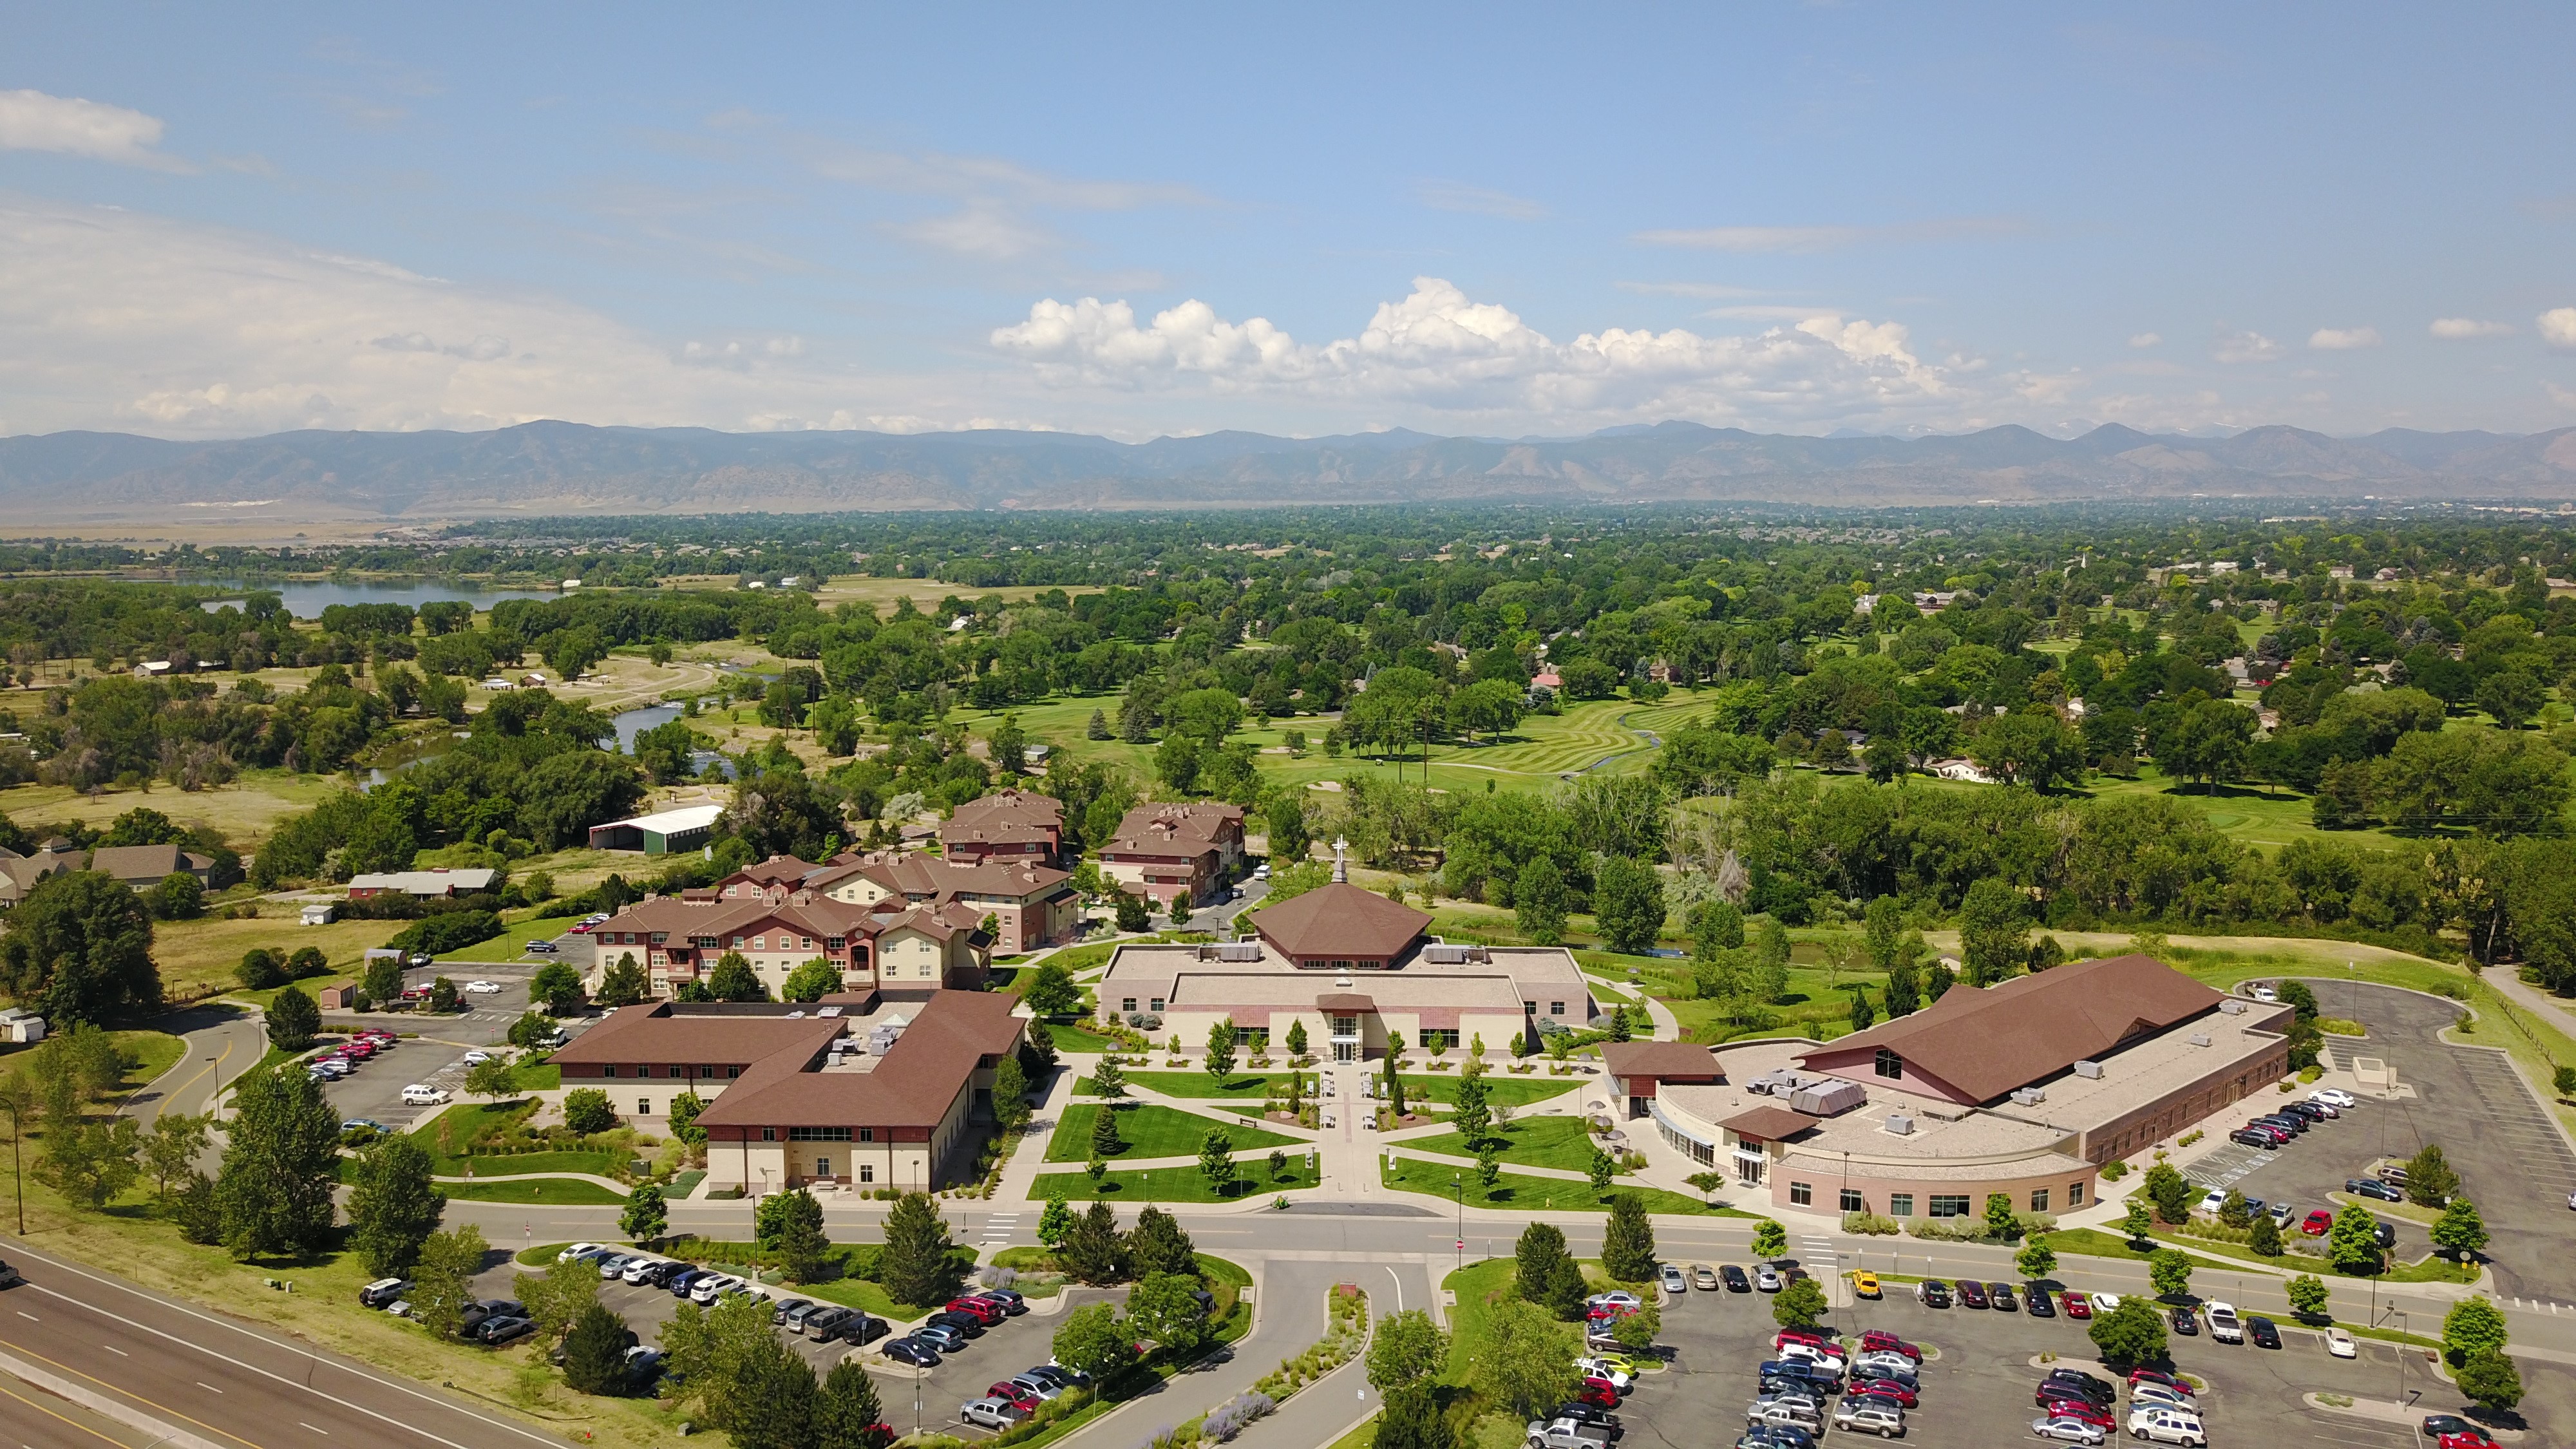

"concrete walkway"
[2483,969,2576,1047]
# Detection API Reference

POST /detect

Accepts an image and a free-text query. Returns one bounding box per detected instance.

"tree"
[2217,1188,2251,1229]
[466,1056,524,1104]
[667,1090,708,1148]
[1602,1191,1657,1282]
[816,1359,887,1449]
[1128,1270,1213,1358]
[876,1191,956,1307]
[2404,1142,2460,1208]
[2477,668,2545,731]
[530,960,587,1014]
[1771,1276,1828,1331]
[1090,1103,1124,1158]
[516,1253,601,1345]
[1452,1071,1492,1148]
[1114,889,1152,932]
[1197,1126,1238,1197]
[1204,1018,1238,1083]
[662,1293,788,1430]
[149,871,203,921]
[2146,1247,2193,1298]
[1037,1194,1074,1248]
[34,1112,138,1211]
[2248,1213,2283,1256]
[1021,960,1082,1016]
[1586,1146,1616,1192]
[1476,1142,1502,1190]
[347,1137,446,1277]
[0,870,160,1025]
[215,1067,341,1260]
[140,1111,209,1208]
[409,1224,490,1339]
[1365,1307,1449,1390]
[1476,1300,1578,1419]
[1052,1302,1135,1381]
[1374,1381,1452,1449]
[2328,1202,2384,1274]
[2456,1350,2524,1414]
[621,1181,668,1242]
[2087,1295,2168,1369]
[237,948,287,991]
[1609,1299,1660,1352]
[754,956,833,1005]
[1591,855,1666,955]
[562,1302,634,1395]
[2014,1239,2058,1279]
[771,1189,831,1283]
[726,1336,823,1449]
[591,952,652,1008]
[362,952,406,1008]
[992,1056,1031,1135]
[2444,1294,2509,1366]
[1382,1051,1407,1118]
[1515,856,1569,945]
[2287,1274,2330,1321]
[704,952,766,1003]
[1285,1018,1311,1060]
[1089,1057,1127,1099]
[1750,1218,1788,1258]
[2143,1162,2193,1225]
[1847,985,1875,1033]
[1127,1203,1198,1279]
[1984,1191,2020,1241]
[2432,1197,2488,1261]
[1958,877,2028,987]
[1513,1221,1576,1303]
[1057,1200,1128,1284]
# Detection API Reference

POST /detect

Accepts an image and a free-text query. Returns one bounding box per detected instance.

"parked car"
[842,1314,891,1347]
[1734,1430,1814,1449]
[623,1257,668,1285]
[1857,1331,1918,1361]
[983,1381,1041,1411]
[2169,1305,2198,1336]
[927,1309,988,1337]
[882,1338,940,1367]
[525,940,559,954]
[1830,1398,1903,1438]
[1850,1379,1916,1408]
[400,1084,450,1106]
[2251,1113,2307,1136]
[770,1297,813,1326]
[915,1323,970,1352]
[2302,1209,2335,1235]
[594,1253,634,1279]
[689,1273,744,1303]
[1528,1419,1616,1449]
[945,1296,1007,1324]
[558,1243,609,1263]
[976,1289,1029,1315]
[2040,1369,2115,1404]
[2197,1188,2228,1215]
[1987,1279,2019,1312]
[667,1268,712,1297]
[2128,1369,2192,1397]
[2268,1202,2297,1226]
[2024,1283,2056,1316]
[2377,1163,2410,1186]
[1691,1264,1721,1291]
[1005,1373,1064,1403]
[2059,1291,2092,1319]
[2421,1416,2496,1447]
[474,1316,535,1345]
[2324,1326,2358,1358]
[960,1398,1030,1430]
[1720,1264,1752,1293]
[1658,1264,1689,1294]
[2248,1315,2282,1349]
[1586,1291,1642,1311]
[2125,1406,2208,1446]
[2030,1417,2107,1446]
[464,980,502,994]
[1848,1352,1914,1385]
[359,1277,411,1308]
[2087,1293,2121,1314]
[2310,1087,2357,1108]
[2229,1128,2280,1150]
[2040,1399,2114,1429]
[1955,1279,1988,1309]
[2346,1177,2405,1203]
[1745,1397,1823,1431]
[1752,1265,1782,1293]
[2282,1101,2330,1123]
[2206,1302,2244,1343]
[1913,1279,1950,1309]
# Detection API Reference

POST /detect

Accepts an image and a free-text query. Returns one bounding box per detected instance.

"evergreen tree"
[1601,1191,1657,1282]
[1382,1051,1406,1117]
[2248,1212,2284,1256]
[2432,1197,2488,1261]
[1848,985,1875,1032]
[215,1067,342,1260]
[2405,1143,2461,1208]
[346,1136,445,1277]
[1925,959,1956,1002]
[815,1359,887,1448]
[1058,1200,1128,1283]
[993,1056,1031,1135]
[1204,1018,1238,1083]
[1513,1222,1575,1307]
[267,985,321,1052]
[1088,1058,1127,1098]
[1372,1381,1453,1449]
[562,1302,634,1395]
[1863,895,1902,971]
[1091,1103,1124,1157]
[1037,1194,1074,1247]
[1285,1019,1310,1059]
[1452,1071,1492,1148]
[1883,960,1920,1017]
[726,1336,821,1449]
[2456,1350,2523,1414]
[876,1192,956,1307]
[1958,878,2028,987]
[770,1188,831,1283]
[1126,1203,1198,1279]
[1606,1007,1631,1042]
[1197,1127,1238,1197]
[1020,960,1083,1017]
[596,953,651,1008]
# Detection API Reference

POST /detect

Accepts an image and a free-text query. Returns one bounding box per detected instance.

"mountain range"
[5,420,2575,525]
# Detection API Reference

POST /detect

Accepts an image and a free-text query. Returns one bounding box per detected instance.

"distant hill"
[3,419,2574,524]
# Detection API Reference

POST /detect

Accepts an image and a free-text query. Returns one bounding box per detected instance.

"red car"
[985,1383,1040,1410]
[2041,1399,2114,1429]
[2058,1293,2092,1319]
[1575,1380,1619,1409]
[2439,1432,2499,1449]
[1774,1329,1836,1353]
[1857,1330,1920,1361]
[945,1297,1006,1323]
[1852,1380,1917,1408]
[2301,1209,2334,1236]
[2127,1369,2193,1396]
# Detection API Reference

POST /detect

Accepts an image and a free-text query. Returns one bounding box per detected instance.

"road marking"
[0,1377,131,1449]
[302,1423,330,1435]
[100,1345,126,1356]
[14,1313,32,1321]
[198,1382,223,1393]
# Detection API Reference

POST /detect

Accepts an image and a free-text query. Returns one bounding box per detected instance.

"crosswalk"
[1799,1233,1837,1265]
[980,1213,1020,1247]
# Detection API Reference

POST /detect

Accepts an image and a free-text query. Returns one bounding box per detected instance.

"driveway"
[315,962,600,1131]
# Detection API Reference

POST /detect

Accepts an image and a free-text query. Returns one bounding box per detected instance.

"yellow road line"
[156,1031,237,1121]
[0,1338,258,1449]
[0,1374,140,1448]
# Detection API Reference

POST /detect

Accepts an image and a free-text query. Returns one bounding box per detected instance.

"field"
[1027,1157,1321,1202]
[1046,1103,1302,1162]
[0,767,343,845]
[155,914,404,1003]
[1394,1114,1615,1174]
[1380,1156,1736,1215]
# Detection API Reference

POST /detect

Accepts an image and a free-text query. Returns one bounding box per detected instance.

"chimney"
[1332,838,1349,884]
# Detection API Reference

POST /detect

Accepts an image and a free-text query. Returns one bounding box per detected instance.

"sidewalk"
[2481,969,2576,1046]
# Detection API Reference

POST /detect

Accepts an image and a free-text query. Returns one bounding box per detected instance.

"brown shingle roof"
[1251,882,1430,960]
[88,843,210,883]
[696,989,1024,1129]
[1315,992,1376,1013]
[546,1003,844,1068]
[1718,1105,1820,1141]
[1599,1041,1723,1080]
[1104,802,1244,858]
[947,790,1063,830]
[1797,954,2226,1104]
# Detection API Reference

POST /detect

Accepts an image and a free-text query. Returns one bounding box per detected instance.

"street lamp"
[1454,1171,1465,1276]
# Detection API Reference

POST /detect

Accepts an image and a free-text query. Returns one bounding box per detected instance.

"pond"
[603,705,681,754]
[191,577,562,620]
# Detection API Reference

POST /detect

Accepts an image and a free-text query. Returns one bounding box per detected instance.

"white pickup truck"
[1526,1419,1614,1449]
[2204,1300,2245,1343]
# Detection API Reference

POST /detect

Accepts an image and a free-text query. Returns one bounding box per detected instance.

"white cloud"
[886,200,1063,261]
[2307,326,2381,350]
[2429,317,2514,340]
[990,276,1951,429]
[2211,328,2286,363]
[1632,216,2025,252]
[1413,181,1548,220]
[0,89,191,171]
[2541,307,2576,348]
[2127,332,2161,348]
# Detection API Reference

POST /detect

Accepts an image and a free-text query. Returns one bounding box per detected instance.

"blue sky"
[5,3,2574,442]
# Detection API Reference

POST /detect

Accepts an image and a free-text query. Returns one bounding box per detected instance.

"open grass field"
[155,914,402,1003]
[1394,1114,1616,1174]
[439,1177,626,1204]
[810,578,1103,614]
[0,767,343,846]
[1047,1103,1302,1162]
[1381,1156,1737,1215]
[110,1029,186,1095]
[1028,1156,1320,1202]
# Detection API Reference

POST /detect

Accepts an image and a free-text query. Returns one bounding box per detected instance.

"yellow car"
[1584,1350,1640,1376]
[1851,1270,1882,1300]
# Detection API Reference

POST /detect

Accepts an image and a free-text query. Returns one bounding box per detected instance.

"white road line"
[198,1382,223,1394]
[301,1423,329,1435]
[100,1345,126,1356]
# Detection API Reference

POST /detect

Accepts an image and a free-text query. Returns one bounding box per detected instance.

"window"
[665,1065,682,1078]
[788,1126,854,1141]
[1839,1188,1864,1213]
[1874,1048,1904,1080]
[1927,1194,1970,1218]
[2031,1188,2050,1213]
[701,1065,715,1077]
[761,1127,777,1141]
[858,1128,875,1142]
[727,1065,743,1078]
[814,1155,832,1178]
[1150,998,1166,1012]
[1418,1028,1461,1048]
[601,1065,619,1079]
[639,1099,652,1115]
[1889,1193,1915,1218]
[827,937,844,951]
[732,936,745,949]
[1788,1181,1813,1206]
[1122,998,1138,1013]
[858,1164,874,1183]
[1550,1001,1566,1016]
[752,936,766,949]
[2068,1181,2086,1207]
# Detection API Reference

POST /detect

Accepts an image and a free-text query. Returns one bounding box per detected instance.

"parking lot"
[309,957,600,1130]
[2202,981,2576,1305]
[1636,1269,2510,1449]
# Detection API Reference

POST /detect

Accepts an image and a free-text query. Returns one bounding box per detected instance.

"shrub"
[2099,1160,2130,1181]
[1841,1211,1900,1236]
[561,1088,616,1135]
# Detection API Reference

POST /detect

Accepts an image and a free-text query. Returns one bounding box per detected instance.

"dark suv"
[2229,1127,2279,1150]
[2040,1369,2114,1405]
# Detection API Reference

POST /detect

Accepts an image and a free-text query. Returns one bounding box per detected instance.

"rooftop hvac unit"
[1218,942,1262,962]
[2010,1087,2047,1107]
[1884,1114,1915,1135]
[1791,1079,1868,1116]
[2188,1034,2212,1047]
[2072,1060,2104,1079]
[1424,944,1470,964]
[2218,999,2248,1015]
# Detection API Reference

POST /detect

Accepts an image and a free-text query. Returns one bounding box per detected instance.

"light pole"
[1454,1171,1465,1276]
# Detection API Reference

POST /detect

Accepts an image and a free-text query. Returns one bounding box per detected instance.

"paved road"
[0,1241,569,1449]
[122,1004,265,1130]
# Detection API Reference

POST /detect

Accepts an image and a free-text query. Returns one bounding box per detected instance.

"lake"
[192,577,562,620]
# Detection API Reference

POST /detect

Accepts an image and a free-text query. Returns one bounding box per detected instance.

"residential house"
[87,843,216,891]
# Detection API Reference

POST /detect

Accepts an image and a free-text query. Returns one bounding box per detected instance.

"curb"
[0,1344,227,1449]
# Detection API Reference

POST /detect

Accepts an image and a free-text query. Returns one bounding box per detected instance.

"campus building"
[939,789,1065,867]
[1611,955,2296,1218]
[1096,801,1247,907]
[1095,851,1598,1059]
[546,988,1024,1191]
[587,804,724,855]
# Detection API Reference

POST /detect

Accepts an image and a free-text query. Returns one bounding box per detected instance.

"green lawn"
[1048,1103,1302,1162]
[1381,1157,1739,1215]
[1029,1157,1320,1202]
[1442,1258,1574,1383]
[1110,1070,1278,1099]
[408,1099,624,1178]
[1046,1022,1126,1054]
[111,1030,187,1095]
[439,1177,626,1204]
[1394,1115,1618,1175]
[433,933,561,964]
[1392,1071,1581,1109]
